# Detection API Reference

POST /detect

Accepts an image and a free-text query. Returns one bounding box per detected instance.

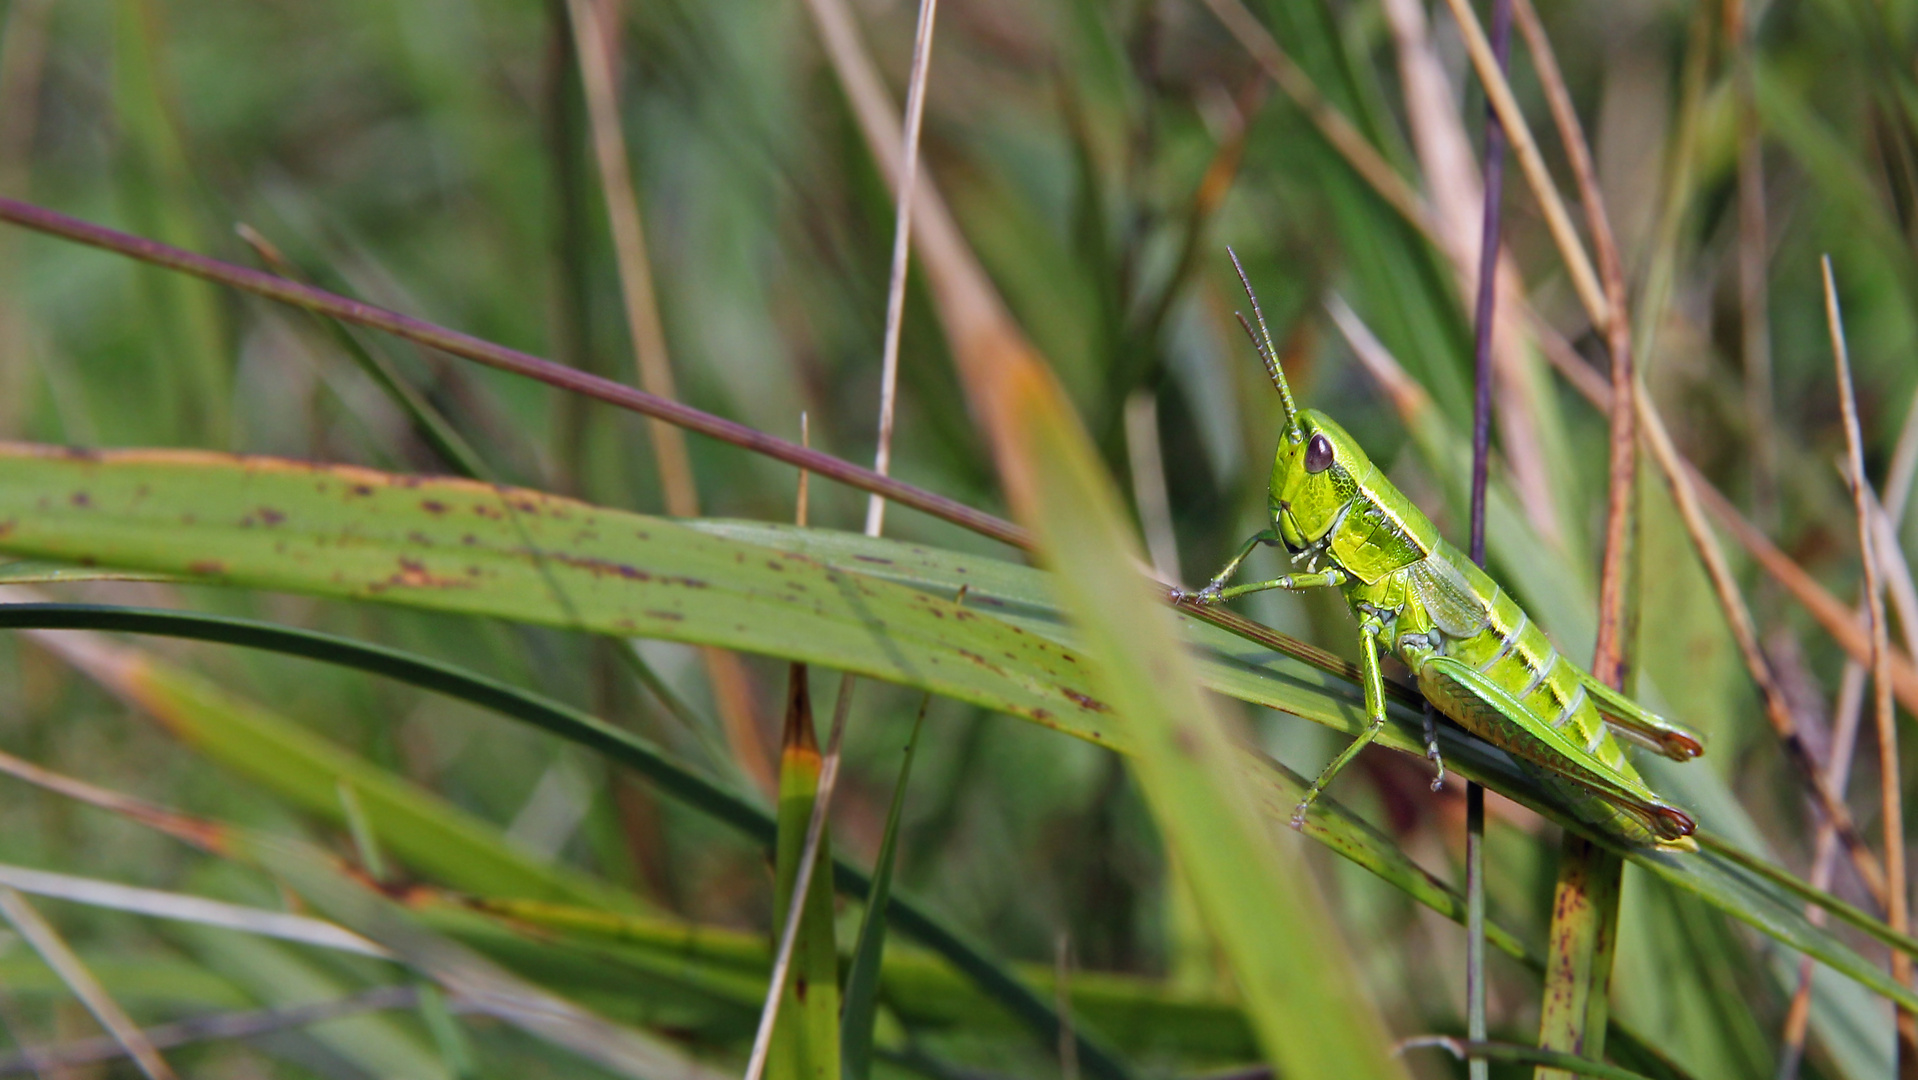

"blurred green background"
[0,0,1915,1076]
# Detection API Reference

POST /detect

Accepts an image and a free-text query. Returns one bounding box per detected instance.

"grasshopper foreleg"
[1293,614,1390,828]
[1174,529,1348,605]
[1172,529,1278,604]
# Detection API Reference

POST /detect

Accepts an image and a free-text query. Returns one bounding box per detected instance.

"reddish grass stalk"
[1824,258,1914,1071]
[0,197,1031,551]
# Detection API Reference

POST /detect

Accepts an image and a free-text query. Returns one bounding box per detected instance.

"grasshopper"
[1176,257,1703,851]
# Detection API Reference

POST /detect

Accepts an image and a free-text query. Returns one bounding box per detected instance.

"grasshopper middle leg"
[1292,614,1391,828]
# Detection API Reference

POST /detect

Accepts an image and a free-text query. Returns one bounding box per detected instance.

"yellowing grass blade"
[957,328,1406,1079]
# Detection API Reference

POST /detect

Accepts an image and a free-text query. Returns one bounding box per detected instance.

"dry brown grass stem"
[1544,310,1918,713]
[1692,469,1918,717]
[1436,0,1609,330]
[795,413,811,528]
[1198,0,1435,240]
[568,0,776,794]
[1636,373,1889,904]
[1824,257,1915,1063]
[1525,256,1901,898]
[0,887,179,1080]
[1508,0,1635,686]
[1378,0,1561,546]
[1530,306,1918,905]
[1125,391,1180,579]
[567,0,697,517]
[864,0,940,538]
[1783,387,1918,1074]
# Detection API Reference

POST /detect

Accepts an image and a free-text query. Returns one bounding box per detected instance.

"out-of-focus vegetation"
[0,0,1913,1077]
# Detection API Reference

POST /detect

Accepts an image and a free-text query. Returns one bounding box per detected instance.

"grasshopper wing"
[1575,671,1705,761]
[1416,655,1696,846]
[1405,557,1492,639]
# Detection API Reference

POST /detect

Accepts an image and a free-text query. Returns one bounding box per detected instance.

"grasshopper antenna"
[1226,247,1301,430]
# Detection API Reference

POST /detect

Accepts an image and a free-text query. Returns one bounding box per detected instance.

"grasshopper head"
[1269,410,1375,552]
[1224,249,1380,553]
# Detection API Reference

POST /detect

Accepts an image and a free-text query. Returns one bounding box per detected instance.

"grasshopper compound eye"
[1304,433,1334,473]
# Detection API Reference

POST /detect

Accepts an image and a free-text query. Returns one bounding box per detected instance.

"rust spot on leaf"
[69,492,91,508]
[546,552,651,581]
[257,507,285,526]
[1063,689,1109,713]
[376,557,470,591]
[645,609,684,621]
[421,500,449,515]
[188,560,227,576]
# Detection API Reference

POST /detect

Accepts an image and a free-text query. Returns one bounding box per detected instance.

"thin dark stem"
[1468,0,1509,569]
[0,197,1030,552]
[1465,2,1512,1076]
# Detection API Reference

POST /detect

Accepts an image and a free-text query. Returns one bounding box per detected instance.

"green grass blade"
[840,694,927,1080]
[770,665,840,1080]
[983,356,1406,1078]
[110,0,229,446]
[0,445,1101,738]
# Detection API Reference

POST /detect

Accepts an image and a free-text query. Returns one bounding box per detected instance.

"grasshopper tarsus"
[1421,704,1446,791]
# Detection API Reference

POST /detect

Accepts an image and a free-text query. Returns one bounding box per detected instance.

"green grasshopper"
[1176,257,1703,851]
